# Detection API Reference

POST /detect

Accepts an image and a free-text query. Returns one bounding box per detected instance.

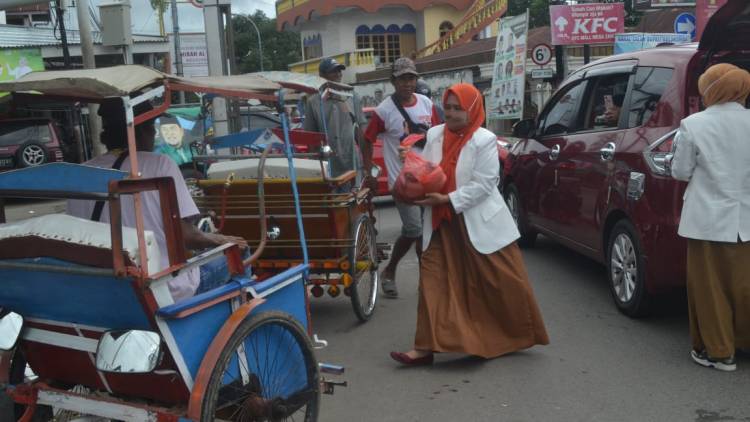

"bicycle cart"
[190,72,387,323]
[0,65,341,422]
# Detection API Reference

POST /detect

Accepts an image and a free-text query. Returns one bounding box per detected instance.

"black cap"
[319,57,346,74]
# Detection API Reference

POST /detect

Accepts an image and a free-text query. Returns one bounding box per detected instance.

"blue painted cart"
[0,66,339,422]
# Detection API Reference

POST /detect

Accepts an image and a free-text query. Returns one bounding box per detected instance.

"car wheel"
[504,183,537,247]
[606,220,651,317]
[17,143,48,167]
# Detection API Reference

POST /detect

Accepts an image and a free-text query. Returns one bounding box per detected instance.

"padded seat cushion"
[206,157,323,180]
[0,214,162,274]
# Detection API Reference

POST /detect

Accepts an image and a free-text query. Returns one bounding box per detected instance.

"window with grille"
[439,21,454,38]
[354,24,415,65]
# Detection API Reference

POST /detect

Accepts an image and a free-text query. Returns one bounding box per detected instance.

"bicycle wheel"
[201,311,320,422]
[349,214,379,322]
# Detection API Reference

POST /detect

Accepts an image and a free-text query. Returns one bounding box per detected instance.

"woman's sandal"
[390,351,434,366]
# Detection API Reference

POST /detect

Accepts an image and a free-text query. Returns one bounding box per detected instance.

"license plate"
[0,157,14,168]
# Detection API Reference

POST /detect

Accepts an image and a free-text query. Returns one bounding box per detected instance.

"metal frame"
[0,71,320,421]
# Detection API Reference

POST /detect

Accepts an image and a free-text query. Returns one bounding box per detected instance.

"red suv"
[0,118,64,170]
[503,0,747,317]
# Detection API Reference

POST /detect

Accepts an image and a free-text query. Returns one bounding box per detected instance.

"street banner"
[488,11,528,121]
[696,0,728,40]
[614,33,691,54]
[635,0,695,9]
[179,34,209,77]
[549,3,625,45]
[0,48,44,97]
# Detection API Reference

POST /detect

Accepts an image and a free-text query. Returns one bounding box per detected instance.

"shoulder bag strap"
[90,150,129,222]
[391,94,420,134]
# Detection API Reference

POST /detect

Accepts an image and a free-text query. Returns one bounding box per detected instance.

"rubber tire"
[16,143,48,168]
[349,215,379,322]
[504,184,537,247]
[200,311,320,422]
[606,220,651,318]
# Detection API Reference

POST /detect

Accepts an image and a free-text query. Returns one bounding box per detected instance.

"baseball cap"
[391,57,419,78]
[319,57,346,74]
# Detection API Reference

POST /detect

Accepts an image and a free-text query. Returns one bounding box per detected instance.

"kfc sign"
[550,3,625,45]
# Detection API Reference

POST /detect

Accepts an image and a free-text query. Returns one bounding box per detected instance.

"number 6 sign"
[531,44,552,66]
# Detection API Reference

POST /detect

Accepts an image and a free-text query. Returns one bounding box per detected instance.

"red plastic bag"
[393,149,447,203]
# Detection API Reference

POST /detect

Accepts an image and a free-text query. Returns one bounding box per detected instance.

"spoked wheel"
[201,312,320,422]
[349,215,379,322]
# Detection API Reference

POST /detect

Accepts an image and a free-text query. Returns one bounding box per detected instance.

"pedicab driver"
[67,99,247,302]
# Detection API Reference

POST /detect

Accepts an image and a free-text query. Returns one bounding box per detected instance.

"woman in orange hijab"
[390,83,549,365]
[671,63,750,372]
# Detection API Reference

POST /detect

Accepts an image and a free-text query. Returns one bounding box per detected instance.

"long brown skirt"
[414,215,549,358]
[687,239,750,358]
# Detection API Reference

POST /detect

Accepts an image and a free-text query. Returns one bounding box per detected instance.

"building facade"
[277,0,494,82]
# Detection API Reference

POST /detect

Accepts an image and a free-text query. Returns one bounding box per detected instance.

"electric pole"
[170,0,186,103]
[76,0,104,156]
[54,0,71,68]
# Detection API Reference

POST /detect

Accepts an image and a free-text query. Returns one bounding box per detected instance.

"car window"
[581,74,630,131]
[626,67,673,128]
[0,122,51,147]
[540,82,586,137]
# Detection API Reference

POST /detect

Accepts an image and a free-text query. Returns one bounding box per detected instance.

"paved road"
[313,201,750,422]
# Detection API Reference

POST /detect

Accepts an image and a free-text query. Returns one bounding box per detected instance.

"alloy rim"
[23,145,45,166]
[507,191,519,227]
[611,233,637,303]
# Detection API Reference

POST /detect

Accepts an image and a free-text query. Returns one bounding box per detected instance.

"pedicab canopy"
[251,71,353,98]
[0,64,283,101]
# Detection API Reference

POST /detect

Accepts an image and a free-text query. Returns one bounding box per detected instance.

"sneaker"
[381,272,398,298]
[691,349,737,372]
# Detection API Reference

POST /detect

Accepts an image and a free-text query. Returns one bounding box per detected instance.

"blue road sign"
[674,13,697,41]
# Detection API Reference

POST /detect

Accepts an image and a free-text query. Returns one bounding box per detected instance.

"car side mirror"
[0,311,23,351]
[512,119,535,138]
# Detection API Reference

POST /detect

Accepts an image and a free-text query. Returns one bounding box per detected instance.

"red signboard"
[549,3,625,45]
[696,0,727,40]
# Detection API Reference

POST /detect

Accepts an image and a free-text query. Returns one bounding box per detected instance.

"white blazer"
[421,125,519,254]
[671,102,750,242]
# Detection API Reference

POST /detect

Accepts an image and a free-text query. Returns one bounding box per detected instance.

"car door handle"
[600,142,616,161]
[549,144,560,161]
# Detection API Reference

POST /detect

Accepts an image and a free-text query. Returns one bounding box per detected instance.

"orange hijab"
[698,63,750,107]
[432,83,485,230]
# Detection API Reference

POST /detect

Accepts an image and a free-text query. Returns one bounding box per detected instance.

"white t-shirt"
[365,94,441,189]
[67,151,200,301]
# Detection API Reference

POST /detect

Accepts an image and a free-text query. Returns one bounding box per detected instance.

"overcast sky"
[92,0,276,35]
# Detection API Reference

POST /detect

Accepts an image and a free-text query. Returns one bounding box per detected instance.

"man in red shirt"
[363,57,441,298]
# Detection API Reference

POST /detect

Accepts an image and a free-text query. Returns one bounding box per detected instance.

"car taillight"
[643,129,677,177]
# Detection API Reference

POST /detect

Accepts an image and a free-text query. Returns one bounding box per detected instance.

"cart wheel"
[201,311,320,422]
[349,215,379,322]
[6,349,53,422]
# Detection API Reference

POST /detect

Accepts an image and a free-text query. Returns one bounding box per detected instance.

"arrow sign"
[674,13,697,40]
[555,16,569,32]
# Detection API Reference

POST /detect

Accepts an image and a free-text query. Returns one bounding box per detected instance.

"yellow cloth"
[698,63,750,107]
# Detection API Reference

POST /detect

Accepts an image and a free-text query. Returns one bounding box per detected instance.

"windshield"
[0,122,52,147]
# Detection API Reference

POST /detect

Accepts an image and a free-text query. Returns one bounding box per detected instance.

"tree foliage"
[149,0,168,36]
[232,11,302,73]
[506,0,642,29]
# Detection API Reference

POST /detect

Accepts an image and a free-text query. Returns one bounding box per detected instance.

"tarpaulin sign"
[549,3,625,45]
[488,11,529,121]
[614,33,691,54]
[696,0,728,40]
